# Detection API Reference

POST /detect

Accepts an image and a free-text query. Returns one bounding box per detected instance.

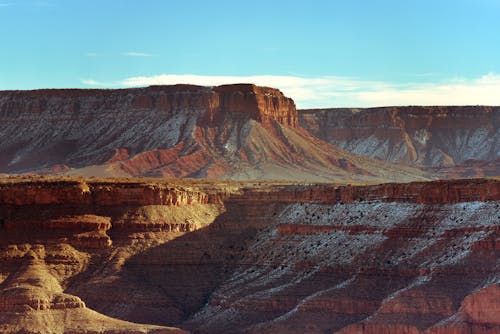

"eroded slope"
[300,106,500,178]
[0,177,499,333]
[0,85,424,182]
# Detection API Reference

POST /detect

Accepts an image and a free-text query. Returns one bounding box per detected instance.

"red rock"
[0,84,425,182]
[1,177,500,333]
[299,106,500,178]
[461,284,500,325]
[213,84,298,127]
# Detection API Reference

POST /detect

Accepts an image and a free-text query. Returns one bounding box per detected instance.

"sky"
[1,0,500,108]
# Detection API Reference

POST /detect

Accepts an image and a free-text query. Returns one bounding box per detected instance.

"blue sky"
[1,0,500,107]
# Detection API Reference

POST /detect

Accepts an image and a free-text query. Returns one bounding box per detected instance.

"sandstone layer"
[0,85,424,182]
[299,106,500,178]
[0,176,499,333]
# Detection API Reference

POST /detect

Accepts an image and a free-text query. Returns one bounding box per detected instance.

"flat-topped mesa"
[213,84,298,127]
[0,84,216,117]
[0,83,298,127]
[299,105,500,171]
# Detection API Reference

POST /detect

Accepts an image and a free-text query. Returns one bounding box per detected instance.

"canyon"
[0,85,499,333]
[0,176,499,333]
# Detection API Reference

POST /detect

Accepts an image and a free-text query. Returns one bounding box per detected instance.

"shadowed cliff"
[0,177,499,333]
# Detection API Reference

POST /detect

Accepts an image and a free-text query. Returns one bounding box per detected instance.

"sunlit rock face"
[0,85,425,182]
[0,84,296,175]
[0,177,499,333]
[299,106,500,178]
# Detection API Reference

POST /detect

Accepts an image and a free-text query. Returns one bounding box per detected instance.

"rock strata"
[0,176,499,333]
[299,106,500,177]
[0,85,424,182]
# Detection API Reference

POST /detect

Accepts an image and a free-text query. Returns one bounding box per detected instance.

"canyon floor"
[0,176,499,334]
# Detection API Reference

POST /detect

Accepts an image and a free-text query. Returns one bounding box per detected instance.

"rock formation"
[0,176,499,333]
[2,86,499,179]
[0,85,424,182]
[299,106,500,177]
[1,84,499,333]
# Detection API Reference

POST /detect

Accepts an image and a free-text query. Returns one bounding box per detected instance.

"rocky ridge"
[299,106,500,177]
[0,176,499,333]
[0,85,424,182]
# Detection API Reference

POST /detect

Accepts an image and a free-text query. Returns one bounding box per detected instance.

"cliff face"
[0,84,297,127]
[188,178,500,334]
[0,84,296,173]
[1,177,499,333]
[211,84,298,126]
[2,87,498,180]
[0,177,233,334]
[299,106,500,177]
[0,85,427,182]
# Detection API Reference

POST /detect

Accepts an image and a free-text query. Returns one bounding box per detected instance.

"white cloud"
[81,79,115,86]
[82,73,500,108]
[122,52,154,57]
[352,73,500,108]
[81,79,100,85]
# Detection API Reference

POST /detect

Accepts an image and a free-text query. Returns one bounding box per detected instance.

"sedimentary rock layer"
[0,84,297,126]
[0,177,499,333]
[0,85,425,182]
[299,106,500,177]
[0,84,294,176]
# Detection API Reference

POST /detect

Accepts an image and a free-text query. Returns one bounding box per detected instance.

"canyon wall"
[0,177,499,333]
[212,84,298,126]
[0,84,296,175]
[2,86,499,180]
[0,85,427,182]
[188,178,500,334]
[299,106,500,177]
[0,84,297,127]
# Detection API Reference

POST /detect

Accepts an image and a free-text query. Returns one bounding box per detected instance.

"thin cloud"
[82,73,500,108]
[0,3,10,6]
[353,73,500,107]
[81,79,101,86]
[85,52,98,57]
[81,79,116,87]
[122,52,154,57]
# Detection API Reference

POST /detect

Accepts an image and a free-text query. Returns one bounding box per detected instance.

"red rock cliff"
[0,84,309,179]
[0,84,426,182]
[0,84,297,127]
[1,177,500,333]
[299,106,500,177]
[212,84,297,126]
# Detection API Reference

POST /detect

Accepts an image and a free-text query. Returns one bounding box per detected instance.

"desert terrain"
[0,85,498,333]
[0,176,499,333]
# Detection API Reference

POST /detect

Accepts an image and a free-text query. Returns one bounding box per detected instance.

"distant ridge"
[0,84,425,182]
[300,106,500,178]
